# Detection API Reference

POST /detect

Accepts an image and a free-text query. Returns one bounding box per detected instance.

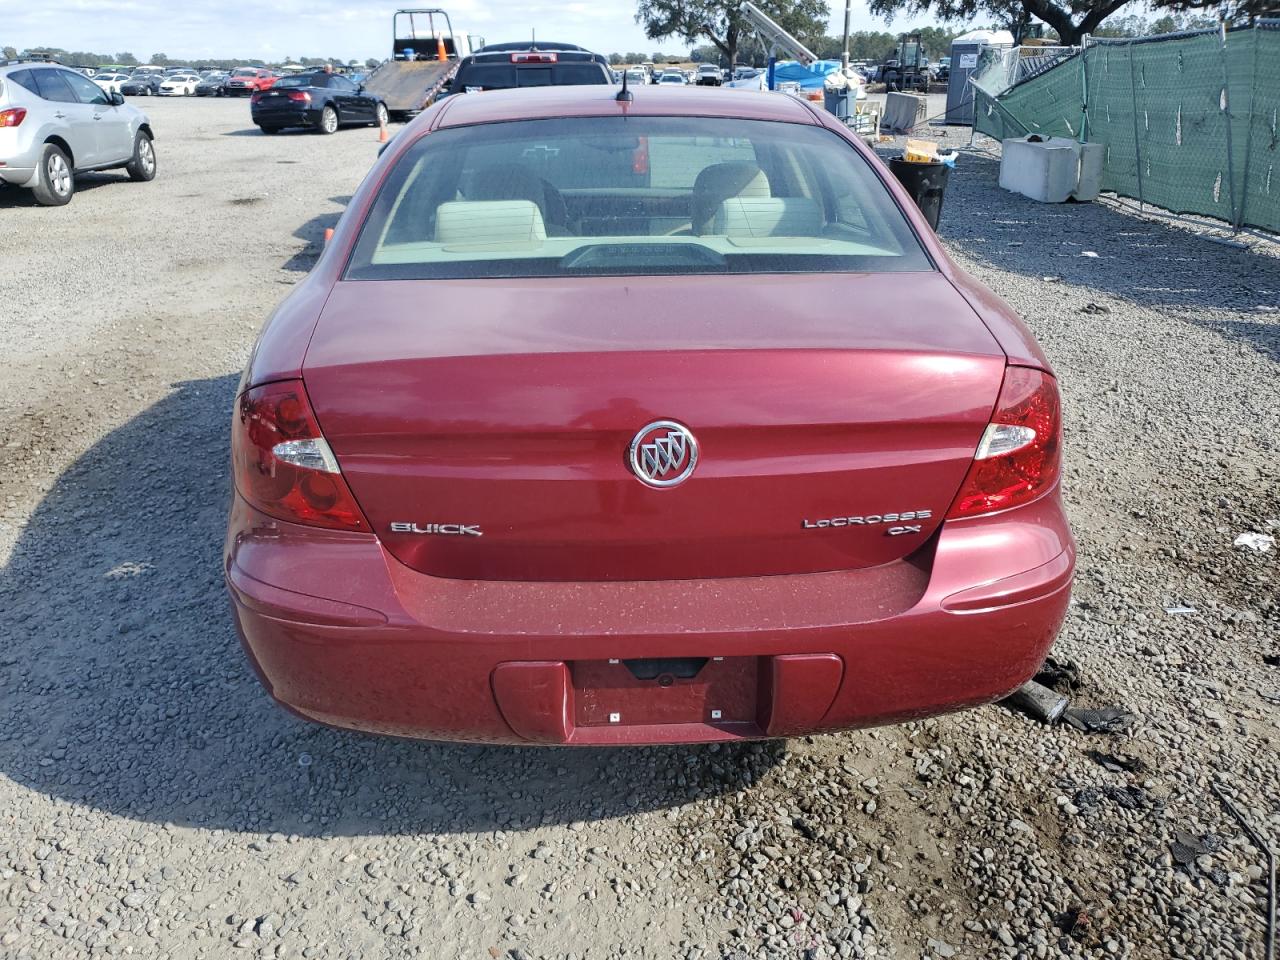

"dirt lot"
[0,97,1277,960]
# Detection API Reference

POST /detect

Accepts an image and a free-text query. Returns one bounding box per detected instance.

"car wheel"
[125,132,157,182]
[259,125,283,135]
[375,102,389,128]
[31,143,74,206]
[319,105,339,135]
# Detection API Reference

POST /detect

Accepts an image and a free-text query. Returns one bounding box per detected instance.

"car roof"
[435,85,818,128]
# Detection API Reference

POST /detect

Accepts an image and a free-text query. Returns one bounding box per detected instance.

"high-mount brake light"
[511,52,557,63]
[232,381,368,530]
[947,367,1062,519]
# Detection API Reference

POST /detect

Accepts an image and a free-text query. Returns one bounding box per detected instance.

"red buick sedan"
[225,86,1074,745]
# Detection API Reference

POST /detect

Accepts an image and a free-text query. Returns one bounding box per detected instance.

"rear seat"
[713,197,824,238]
[435,200,547,246]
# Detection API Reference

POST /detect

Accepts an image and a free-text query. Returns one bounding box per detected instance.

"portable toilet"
[944,29,1013,125]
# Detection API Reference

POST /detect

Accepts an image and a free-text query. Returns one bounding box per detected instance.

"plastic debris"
[1085,750,1147,774]
[1080,250,1100,258]
[1164,604,1198,615]
[1081,302,1112,314]
[297,753,314,767]
[1234,532,1276,553]
[1063,706,1135,733]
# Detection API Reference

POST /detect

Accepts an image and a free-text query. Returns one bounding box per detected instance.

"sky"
[4,0,948,63]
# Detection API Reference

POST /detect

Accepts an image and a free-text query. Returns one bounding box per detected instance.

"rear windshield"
[452,62,609,91]
[345,116,931,281]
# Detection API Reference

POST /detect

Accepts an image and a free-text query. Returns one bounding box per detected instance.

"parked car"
[159,73,202,96]
[121,73,165,97]
[0,62,156,205]
[91,72,130,94]
[444,43,612,94]
[225,86,1074,745]
[623,67,647,86]
[223,67,277,96]
[194,74,228,97]
[658,71,686,85]
[695,63,722,86]
[250,72,388,134]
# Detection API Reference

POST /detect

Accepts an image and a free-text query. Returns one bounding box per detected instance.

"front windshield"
[232,69,257,77]
[346,116,930,281]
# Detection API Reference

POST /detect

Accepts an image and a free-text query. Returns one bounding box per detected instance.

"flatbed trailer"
[363,8,468,120]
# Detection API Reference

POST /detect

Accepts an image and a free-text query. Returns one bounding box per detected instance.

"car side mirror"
[110,92,125,106]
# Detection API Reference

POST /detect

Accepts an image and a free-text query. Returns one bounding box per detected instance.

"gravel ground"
[1,97,1277,960]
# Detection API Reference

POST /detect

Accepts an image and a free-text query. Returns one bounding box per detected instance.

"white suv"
[0,62,157,205]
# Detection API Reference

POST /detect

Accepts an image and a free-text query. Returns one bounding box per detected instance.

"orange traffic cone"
[436,36,448,61]
[378,119,389,143]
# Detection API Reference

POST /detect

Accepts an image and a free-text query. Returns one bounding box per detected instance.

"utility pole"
[842,0,852,71]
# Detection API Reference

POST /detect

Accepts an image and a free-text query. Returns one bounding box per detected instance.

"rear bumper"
[251,107,320,127]
[226,493,1074,745]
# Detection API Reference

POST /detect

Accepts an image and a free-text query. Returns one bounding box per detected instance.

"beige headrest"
[434,200,546,246]
[691,163,771,235]
[713,197,824,238]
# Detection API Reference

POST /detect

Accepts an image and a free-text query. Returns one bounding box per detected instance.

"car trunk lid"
[303,272,1006,581]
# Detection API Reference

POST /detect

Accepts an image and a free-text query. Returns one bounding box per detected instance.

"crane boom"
[739,1,818,64]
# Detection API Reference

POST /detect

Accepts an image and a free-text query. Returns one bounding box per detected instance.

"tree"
[3,46,17,60]
[866,0,1130,45]
[1152,0,1278,22]
[115,52,138,65]
[636,0,829,71]
[150,52,169,66]
[609,52,624,64]
[366,57,381,68]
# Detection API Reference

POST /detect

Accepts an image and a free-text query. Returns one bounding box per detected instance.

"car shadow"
[0,173,131,207]
[941,151,1279,361]
[0,373,783,836]
[282,194,353,272]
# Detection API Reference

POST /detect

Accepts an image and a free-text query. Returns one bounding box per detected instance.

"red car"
[226,86,1074,745]
[223,67,277,96]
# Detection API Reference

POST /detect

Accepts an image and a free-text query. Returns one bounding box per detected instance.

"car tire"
[374,102,389,128]
[259,125,283,135]
[31,143,74,206]
[125,132,157,182]
[319,105,339,135]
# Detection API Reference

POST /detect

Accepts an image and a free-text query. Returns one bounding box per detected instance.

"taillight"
[287,90,310,103]
[947,367,1062,519]
[231,381,368,531]
[0,108,27,128]
[632,136,649,175]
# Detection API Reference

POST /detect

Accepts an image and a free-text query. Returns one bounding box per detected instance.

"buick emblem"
[629,420,698,488]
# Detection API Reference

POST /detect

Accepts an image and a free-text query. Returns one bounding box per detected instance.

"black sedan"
[121,74,164,96]
[195,75,228,97]
[250,73,388,135]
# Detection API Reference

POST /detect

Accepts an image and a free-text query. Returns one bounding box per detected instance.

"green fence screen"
[973,23,1280,234]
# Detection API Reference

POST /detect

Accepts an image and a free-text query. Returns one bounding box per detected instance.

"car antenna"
[531,29,536,52]
[616,69,633,103]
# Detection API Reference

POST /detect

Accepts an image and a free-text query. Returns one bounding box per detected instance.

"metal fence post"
[1219,15,1239,230]
[1234,23,1259,230]
[1127,40,1145,212]
[1079,36,1089,142]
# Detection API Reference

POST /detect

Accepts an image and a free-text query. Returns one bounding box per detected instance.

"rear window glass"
[274,75,319,88]
[453,63,609,91]
[345,116,931,281]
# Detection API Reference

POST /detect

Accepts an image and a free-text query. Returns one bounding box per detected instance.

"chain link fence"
[971,22,1280,235]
